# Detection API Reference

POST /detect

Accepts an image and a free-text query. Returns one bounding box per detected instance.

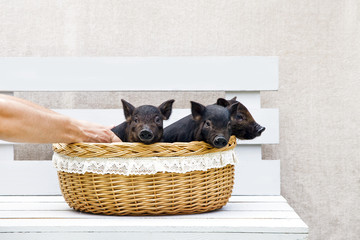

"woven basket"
[52,136,237,216]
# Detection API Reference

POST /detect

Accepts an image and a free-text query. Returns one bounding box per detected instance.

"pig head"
[112,99,174,144]
[192,101,239,148]
[217,97,265,140]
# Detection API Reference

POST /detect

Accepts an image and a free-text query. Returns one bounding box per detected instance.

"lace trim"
[52,149,237,176]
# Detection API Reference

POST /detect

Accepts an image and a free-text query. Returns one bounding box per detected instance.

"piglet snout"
[139,129,154,141]
[213,136,228,148]
[255,124,266,136]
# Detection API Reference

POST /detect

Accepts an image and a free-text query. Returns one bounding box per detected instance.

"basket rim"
[52,136,237,158]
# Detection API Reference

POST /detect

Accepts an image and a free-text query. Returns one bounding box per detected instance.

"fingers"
[79,121,121,143]
[93,125,120,143]
[87,129,122,143]
[111,134,122,142]
[97,130,114,143]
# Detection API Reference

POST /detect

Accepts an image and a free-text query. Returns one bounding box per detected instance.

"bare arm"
[4,95,59,115]
[0,94,121,143]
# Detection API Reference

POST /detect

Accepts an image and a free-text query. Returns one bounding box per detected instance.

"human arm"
[0,94,121,143]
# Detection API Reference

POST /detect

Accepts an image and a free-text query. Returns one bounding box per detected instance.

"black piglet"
[163,101,239,148]
[112,99,175,144]
[216,97,265,140]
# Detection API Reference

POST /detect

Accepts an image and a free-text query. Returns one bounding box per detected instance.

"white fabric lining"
[52,150,237,176]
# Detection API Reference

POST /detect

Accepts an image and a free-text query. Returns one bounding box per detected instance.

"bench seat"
[0,195,308,240]
[0,57,308,239]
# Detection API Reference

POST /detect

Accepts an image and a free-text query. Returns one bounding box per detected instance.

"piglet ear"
[121,99,135,121]
[216,98,230,107]
[191,101,206,121]
[158,99,175,120]
[229,102,240,118]
[229,96,238,104]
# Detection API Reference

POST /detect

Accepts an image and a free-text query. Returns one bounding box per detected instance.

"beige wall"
[1,1,359,239]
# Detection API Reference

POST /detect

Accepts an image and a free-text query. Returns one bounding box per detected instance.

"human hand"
[78,121,122,143]
[108,125,122,143]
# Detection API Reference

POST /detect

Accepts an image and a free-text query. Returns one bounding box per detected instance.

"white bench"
[0,57,308,239]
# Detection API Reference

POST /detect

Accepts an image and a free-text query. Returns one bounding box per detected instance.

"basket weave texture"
[53,136,236,158]
[53,136,236,216]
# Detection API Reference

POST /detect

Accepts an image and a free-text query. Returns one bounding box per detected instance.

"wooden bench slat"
[0,196,64,203]
[0,195,286,203]
[0,145,13,159]
[0,218,308,233]
[0,57,278,91]
[0,210,300,220]
[234,159,281,195]
[0,233,309,240]
[0,202,293,211]
[230,195,286,202]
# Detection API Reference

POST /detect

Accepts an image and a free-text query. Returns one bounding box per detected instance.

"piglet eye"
[236,114,244,121]
[205,120,211,127]
[155,116,161,124]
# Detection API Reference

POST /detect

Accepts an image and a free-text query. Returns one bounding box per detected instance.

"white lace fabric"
[52,149,237,176]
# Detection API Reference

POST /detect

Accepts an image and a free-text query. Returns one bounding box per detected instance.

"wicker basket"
[52,136,237,216]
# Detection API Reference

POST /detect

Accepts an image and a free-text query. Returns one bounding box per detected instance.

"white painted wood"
[235,145,263,161]
[0,233,309,240]
[0,57,278,91]
[234,159,281,196]
[0,195,287,203]
[0,210,300,220]
[0,145,13,161]
[0,161,60,195]
[0,218,308,233]
[232,145,280,196]
[0,196,65,203]
[225,91,261,108]
[0,202,69,211]
[230,195,286,202]
[224,202,293,211]
[0,196,308,239]
[0,202,293,212]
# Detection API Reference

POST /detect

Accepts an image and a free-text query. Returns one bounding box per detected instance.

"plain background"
[0,1,359,239]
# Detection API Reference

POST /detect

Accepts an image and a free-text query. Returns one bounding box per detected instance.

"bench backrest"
[0,57,279,196]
